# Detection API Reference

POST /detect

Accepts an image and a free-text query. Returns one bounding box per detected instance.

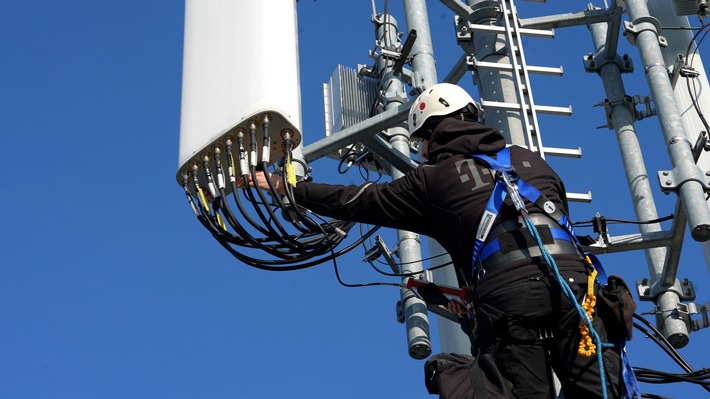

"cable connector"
[592,212,610,245]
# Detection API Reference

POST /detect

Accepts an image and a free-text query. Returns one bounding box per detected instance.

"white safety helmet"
[408,83,480,139]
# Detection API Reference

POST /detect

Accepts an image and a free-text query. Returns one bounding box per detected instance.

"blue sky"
[2,1,710,398]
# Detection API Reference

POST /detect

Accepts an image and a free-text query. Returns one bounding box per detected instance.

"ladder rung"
[566,191,592,203]
[470,59,564,76]
[467,23,555,38]
[481,100,573,116]
[535,104,573,115]
[529,145,583,158]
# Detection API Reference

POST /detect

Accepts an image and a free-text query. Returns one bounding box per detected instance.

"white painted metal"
[178,0,302,179]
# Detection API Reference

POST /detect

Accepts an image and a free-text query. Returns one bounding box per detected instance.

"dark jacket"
[293,118,584,292]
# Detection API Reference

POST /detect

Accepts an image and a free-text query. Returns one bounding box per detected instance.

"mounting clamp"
[593,96,636,129]
[583,52,634,74]
[623,16,667,48]
[658,168,710,194]
[637,276,696,301]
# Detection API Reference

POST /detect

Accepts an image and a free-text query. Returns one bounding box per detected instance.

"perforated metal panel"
[323,65,378,136]
[673,0,703,15]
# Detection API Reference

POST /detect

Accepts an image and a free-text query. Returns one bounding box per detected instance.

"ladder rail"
[500,0,546,158]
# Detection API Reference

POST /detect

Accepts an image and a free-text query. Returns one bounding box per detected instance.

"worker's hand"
[446,300,473,314]
[239,171,285,195]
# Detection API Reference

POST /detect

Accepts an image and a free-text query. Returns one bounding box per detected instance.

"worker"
[247,83,624,398]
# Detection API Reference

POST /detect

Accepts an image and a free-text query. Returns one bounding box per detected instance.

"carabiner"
[500,171,526,213]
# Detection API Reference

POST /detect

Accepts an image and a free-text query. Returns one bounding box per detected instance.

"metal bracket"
[658,168,710,194]
[623,17,667,48]
[592,212,610,245]
[670,54,701,89]
[692,131,710,162]
[593,96,637,129]
[650,300,710,335]
[363,235,402,274]
[631,95,656,120]
[461,0,499,24]
[392,30,417,75]
[455,15,472,44]
[583,52,634,74]
[453,0,503,52]
[637,276,696,301]
[689,302,710,332]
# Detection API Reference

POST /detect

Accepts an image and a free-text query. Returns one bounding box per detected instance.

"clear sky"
[2,1,710,398]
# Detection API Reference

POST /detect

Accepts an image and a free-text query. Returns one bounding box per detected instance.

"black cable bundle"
[631,313,710,394]
[182,118,381,274]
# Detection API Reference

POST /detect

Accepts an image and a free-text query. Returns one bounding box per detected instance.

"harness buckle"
[477,267,486,281]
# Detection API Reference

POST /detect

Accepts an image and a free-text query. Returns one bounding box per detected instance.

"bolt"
[663,171,669,176]
[666,180,672,185]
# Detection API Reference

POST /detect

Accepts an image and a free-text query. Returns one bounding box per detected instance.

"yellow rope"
[578,267,598,357]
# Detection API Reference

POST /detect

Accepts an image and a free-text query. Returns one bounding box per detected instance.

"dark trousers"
[474,270,623,399]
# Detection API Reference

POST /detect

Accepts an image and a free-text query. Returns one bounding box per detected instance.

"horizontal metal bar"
[443,54,468,85]
[468,23,555,38]
[301,101,412,163]
[360,134,419,174]
[566,191,592,203]
[480,99,573,116]
[584,230,675,255]
[528,145,583,158]
[471,59,564,76]
[519,8,617,30]
[438,0,473,20]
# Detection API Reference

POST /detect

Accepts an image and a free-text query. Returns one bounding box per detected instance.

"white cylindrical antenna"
[177,0,303,190]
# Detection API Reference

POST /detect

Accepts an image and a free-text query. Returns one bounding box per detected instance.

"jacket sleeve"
[291,169,433,235]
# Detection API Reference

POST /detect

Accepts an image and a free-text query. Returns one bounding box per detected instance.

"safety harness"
[470,147,641,399]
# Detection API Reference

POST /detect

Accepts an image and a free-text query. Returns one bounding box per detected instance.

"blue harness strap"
[470,147,640,399]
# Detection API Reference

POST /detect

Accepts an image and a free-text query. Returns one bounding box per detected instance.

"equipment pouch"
[424,353,515,399]
[596,274,637,342]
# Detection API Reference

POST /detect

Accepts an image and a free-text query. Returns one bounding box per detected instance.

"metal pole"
[587,12,690,348]
[465,0,526,144]
[404,0,473,354]
[375,13,432,359]
[646,0,710,274]
[624,0,710,244]
[403,0,438,89]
